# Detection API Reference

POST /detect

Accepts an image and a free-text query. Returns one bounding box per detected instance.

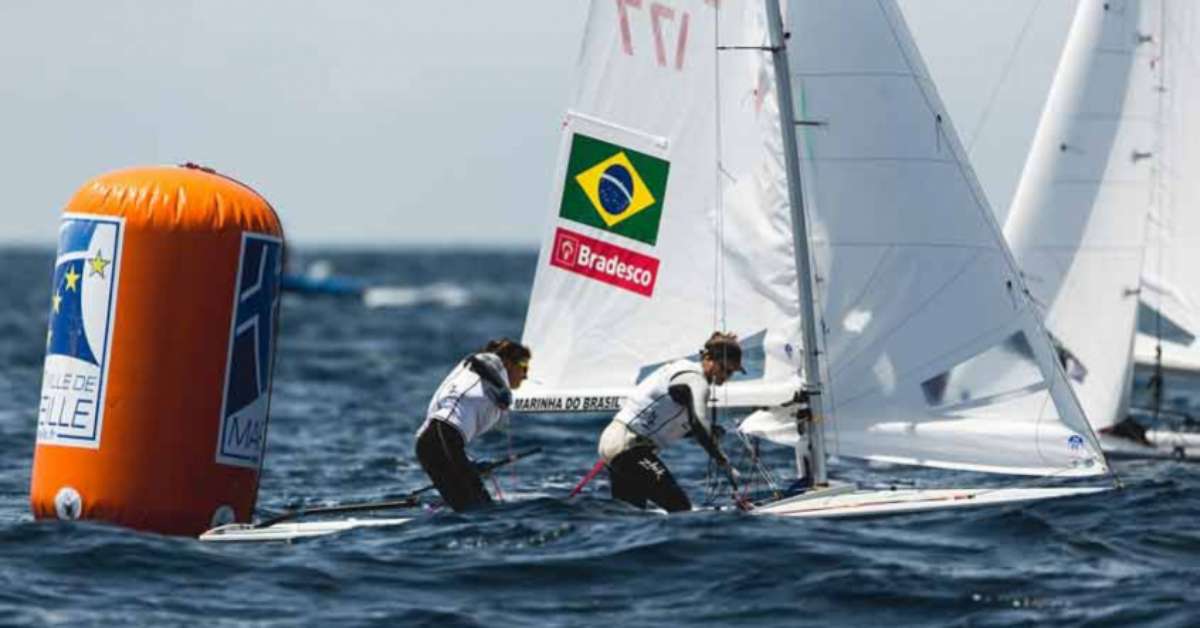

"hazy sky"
[0,1,1075,247]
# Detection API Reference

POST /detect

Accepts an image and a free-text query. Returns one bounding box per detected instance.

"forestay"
[1003,0,1158,431]
[521,0,1108,478]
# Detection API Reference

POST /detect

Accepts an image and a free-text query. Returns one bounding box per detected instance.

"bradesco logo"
[550,228,659,297]
[558,133,670,246]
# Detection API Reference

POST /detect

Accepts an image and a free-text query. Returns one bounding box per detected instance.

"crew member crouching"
[415,338,531,511]
[597,332,744,512]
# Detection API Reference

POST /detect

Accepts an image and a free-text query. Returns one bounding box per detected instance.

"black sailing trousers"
[607,446,691,512]
[415,419,493,512]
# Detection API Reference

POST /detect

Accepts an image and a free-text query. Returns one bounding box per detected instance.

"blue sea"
[1,248,1197,627]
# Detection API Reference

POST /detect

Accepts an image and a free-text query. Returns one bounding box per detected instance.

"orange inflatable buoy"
[30,164,285,536]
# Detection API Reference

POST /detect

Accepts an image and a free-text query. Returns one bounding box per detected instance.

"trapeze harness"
[598,360,727,512]
[415,352,512,511]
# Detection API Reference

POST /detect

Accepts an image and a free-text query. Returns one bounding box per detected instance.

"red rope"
[569,459,607,498]
[491,474,505,501]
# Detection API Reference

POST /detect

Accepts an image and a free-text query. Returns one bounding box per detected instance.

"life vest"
[614,360,711,450]
[418,353,510,444]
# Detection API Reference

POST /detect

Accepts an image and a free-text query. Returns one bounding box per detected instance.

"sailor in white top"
[415,338,530,511]
[598,332,745,512]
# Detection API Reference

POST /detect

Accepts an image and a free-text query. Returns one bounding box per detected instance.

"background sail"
[785,0,1107,476]
[1004,0,1157,431]
[522,1,803,390]
[1136,0,1200,372]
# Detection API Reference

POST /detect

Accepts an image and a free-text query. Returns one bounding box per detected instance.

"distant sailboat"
[516,0,1113,516]
[1005,0,1198,459]
[280,258,471,309]
[1130,0,1200,456]
[283,260,368,297]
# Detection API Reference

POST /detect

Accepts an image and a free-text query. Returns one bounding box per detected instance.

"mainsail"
[1003,0,1158,431]
[522,0,803,392]
[521,0,1108,478]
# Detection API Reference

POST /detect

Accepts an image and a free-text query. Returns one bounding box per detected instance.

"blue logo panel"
[38,215,123,448]
[216,233,282,468]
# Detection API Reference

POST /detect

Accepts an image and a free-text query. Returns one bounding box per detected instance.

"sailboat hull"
[1100,432,1200,462]
[753,485,1109,519]
[197,483,1114,541]
[199,517,415,543]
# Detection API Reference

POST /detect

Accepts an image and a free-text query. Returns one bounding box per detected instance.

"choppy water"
[1,249,1197,627]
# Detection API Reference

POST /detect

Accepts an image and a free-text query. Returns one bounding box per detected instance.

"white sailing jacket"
[418,353,511,445]
[614,360,712,450]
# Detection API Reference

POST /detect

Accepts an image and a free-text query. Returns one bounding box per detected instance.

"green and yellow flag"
[558,133,670,246]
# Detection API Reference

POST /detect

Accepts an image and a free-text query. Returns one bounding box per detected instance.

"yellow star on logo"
[52,292,62,314]
[87,250,111,278]
[64,267,80,292]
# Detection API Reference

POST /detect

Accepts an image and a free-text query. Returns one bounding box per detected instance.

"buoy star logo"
[64,267,80,292]
[52,292,62,314]
[87,250,111,278]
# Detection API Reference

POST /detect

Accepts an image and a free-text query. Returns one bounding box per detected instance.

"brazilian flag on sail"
[558,133,670,246]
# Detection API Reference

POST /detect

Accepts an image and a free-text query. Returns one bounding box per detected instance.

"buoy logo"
[54,486,83,520]
[37,215,123,449]
[216,233,282,469]
[558,133,670,246]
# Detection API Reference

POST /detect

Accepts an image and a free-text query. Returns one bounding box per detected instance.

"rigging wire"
[964,0,1047,156]
[733,425,782,497]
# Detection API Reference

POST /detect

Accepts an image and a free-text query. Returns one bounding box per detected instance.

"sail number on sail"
[616,0,709,71]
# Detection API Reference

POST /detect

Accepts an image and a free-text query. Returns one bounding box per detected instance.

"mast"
[763,0,827,485]
[1150,0,1167,424]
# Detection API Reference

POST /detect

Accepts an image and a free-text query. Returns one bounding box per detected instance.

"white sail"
[1136,0,1200,374]
[1002,0,1158,431]
[522,1,803,391]
[521,0,1108,478]
[783,0,1105,476]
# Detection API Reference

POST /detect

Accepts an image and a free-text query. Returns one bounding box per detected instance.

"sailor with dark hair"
[597,332,745,512]
[415,338,531,511]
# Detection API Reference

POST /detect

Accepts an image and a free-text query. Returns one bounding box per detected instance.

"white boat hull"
[1100,431,1200,461]
[753,484,1108,519]
[199,517,414,543]
[198,483,1110,540]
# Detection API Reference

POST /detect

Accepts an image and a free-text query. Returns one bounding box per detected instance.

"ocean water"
[1,248,1197,627]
